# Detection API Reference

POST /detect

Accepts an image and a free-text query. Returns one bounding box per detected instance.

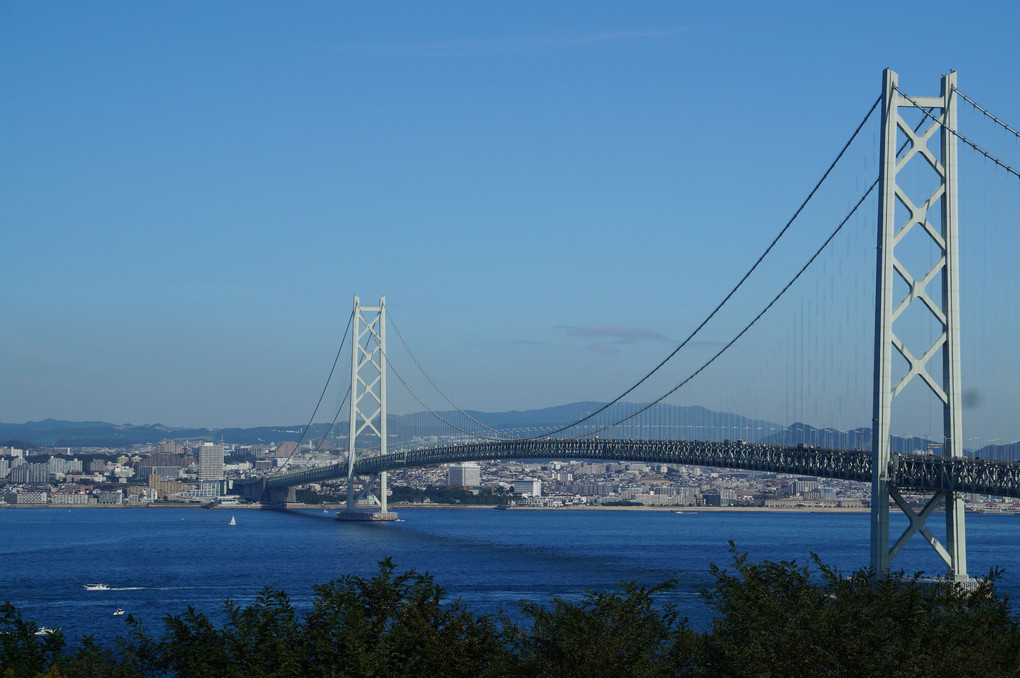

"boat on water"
[113,608,125,616]
[82,583,110,591]
[34,627,58,636]
[229,516,236,526]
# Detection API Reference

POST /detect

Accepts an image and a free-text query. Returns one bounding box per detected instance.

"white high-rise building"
[198,443,224,482]
[513,478,541,497]
[447,462,481,487]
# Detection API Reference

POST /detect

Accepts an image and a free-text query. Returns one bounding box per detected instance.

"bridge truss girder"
[266,439,1020,503]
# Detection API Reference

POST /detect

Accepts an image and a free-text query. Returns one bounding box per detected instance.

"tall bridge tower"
[340,295,397,520]
[872,69,966,580]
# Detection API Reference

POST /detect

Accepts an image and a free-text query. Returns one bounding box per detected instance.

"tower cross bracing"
[872,69,967,580]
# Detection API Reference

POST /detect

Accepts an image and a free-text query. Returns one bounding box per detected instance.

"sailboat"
[228,516,236,526]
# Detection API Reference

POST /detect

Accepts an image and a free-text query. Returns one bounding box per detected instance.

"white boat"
[113,608,125,616]
[228,516,236,526]
[82,583,109,591]
[34,627,58,636]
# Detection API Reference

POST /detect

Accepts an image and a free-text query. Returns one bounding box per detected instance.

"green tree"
[302,558,515,677]
[156,606,231,678]
[0,602,66,678]
[512,580,703,677]
[701,543,1020,677]
[54,635,137,678]
[222,588,303,678]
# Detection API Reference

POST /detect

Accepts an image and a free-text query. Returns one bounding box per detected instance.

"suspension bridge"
[241,69,1020,582]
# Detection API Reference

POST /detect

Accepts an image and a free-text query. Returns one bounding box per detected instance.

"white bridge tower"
[872,69,966,580]
[340,295,397,521]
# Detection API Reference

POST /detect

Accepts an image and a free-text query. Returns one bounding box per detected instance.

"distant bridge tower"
[341,295,397,520]
[872,69,966,580]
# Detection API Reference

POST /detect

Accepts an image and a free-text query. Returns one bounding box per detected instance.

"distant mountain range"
[2,405,1017,461]
[0,419,316,449]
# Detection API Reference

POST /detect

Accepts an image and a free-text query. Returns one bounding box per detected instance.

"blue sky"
[2,1,1019,429]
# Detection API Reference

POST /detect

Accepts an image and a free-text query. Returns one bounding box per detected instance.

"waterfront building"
[125,487,158,504]
[448,462,481,487]
[97,490,123,505]
[200,480,222,496]
[703,488,736,507]
[179,483,219,500]
[4,491,47,505]
[198,443,224,482]
[634,487,700,506]
[513,478,541,497]
[52,492,92,505]
[148,475,191,502]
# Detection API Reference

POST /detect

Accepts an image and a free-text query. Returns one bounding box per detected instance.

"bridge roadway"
[262,439,1020,500]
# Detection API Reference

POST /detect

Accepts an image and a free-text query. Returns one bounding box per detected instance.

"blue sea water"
[2,507,1020,642]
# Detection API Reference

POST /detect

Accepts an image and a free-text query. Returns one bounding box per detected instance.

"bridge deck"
[261,439,1020,500]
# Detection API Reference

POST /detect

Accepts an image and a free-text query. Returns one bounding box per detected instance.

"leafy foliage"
[302,557,515,677]
[701,542,1020,677]
[0,603,66,678]
[510,580,703,677]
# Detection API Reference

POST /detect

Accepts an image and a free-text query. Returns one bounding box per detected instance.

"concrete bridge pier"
[264,485,296,507]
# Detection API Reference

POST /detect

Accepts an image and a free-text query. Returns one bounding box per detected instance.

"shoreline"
[0,502,872,513]
[6,502,1018,516]
[392,503,872,513]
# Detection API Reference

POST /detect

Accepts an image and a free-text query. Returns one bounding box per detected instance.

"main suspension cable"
[313,384,352,455]
[896,87,1020,181]
[535,95,882,439]
[955,88,1020,140]
[384,347,508,441]
[388,312,511,439]
[581,179,879,438]
[268,309,354,475]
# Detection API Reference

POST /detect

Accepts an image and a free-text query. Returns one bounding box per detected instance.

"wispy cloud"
[690,340,728,350]
[471,338,548,347]
[333,28,687,59]
[558,324,670,356]
[559,325,669,345]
